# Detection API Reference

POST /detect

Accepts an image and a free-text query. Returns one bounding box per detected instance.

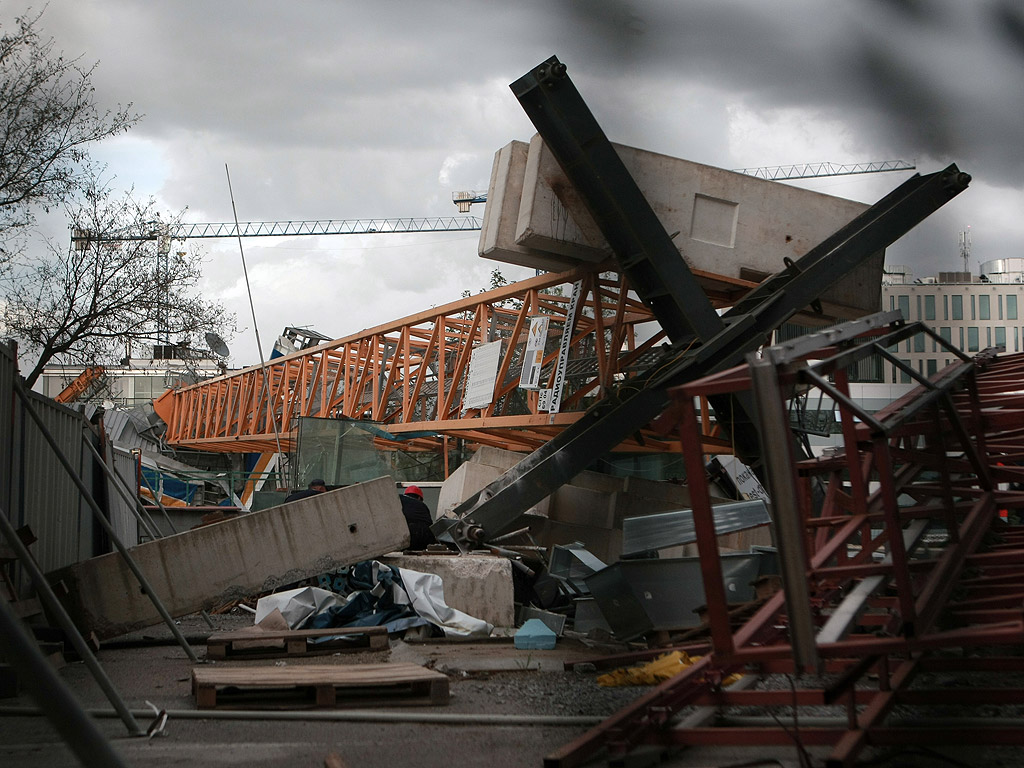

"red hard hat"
[404,485,424,499]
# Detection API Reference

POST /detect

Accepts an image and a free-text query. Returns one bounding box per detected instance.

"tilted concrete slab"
[48,476,410,640]
[379,553,515,628]
[481,135,884,320]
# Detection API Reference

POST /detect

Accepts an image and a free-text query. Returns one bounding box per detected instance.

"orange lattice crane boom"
[54,366,105,403]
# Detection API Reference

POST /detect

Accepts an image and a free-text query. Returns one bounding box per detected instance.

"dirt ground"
[2,613,1021,768]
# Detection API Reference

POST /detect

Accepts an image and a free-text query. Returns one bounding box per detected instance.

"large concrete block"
[438,458,549,520]
[379,553,514,628]
[481,136,884,320]
[469,445,528,472]
[49,477,410,639]
[477,140,563,272]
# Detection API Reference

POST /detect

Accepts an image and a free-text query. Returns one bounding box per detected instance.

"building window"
[971,294,976,320]
[1009,294,1019,320]
[924,294,936,321]
[914,333,925,353]
[979,294,991,321]
[916,295,922,321]
[998,294,1003,321]
[899,360,912,384]
[897,295,910,322]
[952,295,963,321]
[943,294,949,320]
[1016,327,1020,353]
[927,359,938,376]
[959,327,965,350]
[968,327,979,352]
[939,327,952,347]
[996,326,1006,349]
[986,327,992,347]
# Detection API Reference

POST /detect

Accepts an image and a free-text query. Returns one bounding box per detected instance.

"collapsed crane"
[431,56,969,549]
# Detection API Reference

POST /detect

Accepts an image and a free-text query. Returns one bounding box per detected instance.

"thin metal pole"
[0,503,142,737]
[11,379,199,662]
[137,469,179,535]
[0,600,132,766]
[81,436,162,541]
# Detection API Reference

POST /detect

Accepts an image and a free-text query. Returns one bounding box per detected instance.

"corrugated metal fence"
[1,341,137,590]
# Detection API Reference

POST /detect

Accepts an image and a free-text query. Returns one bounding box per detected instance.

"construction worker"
[399,485,437,550]
[284,478,327,503]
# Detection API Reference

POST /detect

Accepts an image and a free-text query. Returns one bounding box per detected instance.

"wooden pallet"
[205,626,389,659]
[192,663,449,709]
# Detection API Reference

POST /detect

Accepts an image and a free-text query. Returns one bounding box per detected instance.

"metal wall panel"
[109,446,140,547]
[14,388,95,571]
[1,342,100,580]
[0,342,16,516]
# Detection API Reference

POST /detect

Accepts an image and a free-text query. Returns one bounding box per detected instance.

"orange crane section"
[55,366,105,404]
[154,265,751,456]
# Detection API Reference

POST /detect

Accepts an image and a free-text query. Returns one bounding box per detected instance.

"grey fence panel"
[0,342,15,516]
[109,446,140,547]
[15,389,96,572]
[1,342,101,582]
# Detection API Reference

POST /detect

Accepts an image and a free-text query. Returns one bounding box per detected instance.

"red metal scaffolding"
[549,318,1024,768]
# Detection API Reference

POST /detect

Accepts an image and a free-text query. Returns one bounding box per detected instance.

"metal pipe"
[0,705,602,727]
[0,600,131,766]
[136,465,179,535]
[80,436,161,540]
[0,503,142,736]
[11,378,199,663]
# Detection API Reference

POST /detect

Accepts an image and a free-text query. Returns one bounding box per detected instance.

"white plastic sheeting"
[254,562,492,639]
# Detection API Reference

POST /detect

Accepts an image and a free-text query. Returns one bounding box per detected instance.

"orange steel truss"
[154,264,753,455]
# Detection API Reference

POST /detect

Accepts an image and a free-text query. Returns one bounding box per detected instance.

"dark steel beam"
[434,56,970,547]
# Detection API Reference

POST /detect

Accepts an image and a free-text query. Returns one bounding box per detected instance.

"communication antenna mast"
[959,226,972,273]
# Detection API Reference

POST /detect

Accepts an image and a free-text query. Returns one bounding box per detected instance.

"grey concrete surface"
[4,614,1020,767]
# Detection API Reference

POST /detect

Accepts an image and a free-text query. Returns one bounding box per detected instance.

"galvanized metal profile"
[621,500,771,557]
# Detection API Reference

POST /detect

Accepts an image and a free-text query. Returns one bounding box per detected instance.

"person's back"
[285,479,327,503]
[399,486,436,550]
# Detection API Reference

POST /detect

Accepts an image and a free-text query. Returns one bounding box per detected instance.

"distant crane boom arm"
[72,216,483,246]
[731,159,916,181]
[452,159,917,208]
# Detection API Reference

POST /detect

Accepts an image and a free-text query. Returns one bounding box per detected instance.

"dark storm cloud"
[2,0,1020,362]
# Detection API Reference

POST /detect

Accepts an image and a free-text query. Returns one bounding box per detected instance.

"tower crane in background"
[452,158,917,210]
[68,160,914,246]
[71,215,483,248]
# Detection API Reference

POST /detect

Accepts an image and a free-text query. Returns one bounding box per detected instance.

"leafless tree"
[3,181,235,386]
[0,9,138,253]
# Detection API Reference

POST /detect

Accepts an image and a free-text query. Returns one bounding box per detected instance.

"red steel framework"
[154,263,754,456]
[549,318,1024,768]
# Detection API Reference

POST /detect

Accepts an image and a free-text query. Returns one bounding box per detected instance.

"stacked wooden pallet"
[205,626,389,660]
[192,663,449,708]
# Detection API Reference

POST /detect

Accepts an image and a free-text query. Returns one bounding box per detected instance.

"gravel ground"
[5,612,1024,767]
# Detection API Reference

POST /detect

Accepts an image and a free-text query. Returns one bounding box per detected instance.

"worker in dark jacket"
[399,485,436,550]
[285,478,327,503]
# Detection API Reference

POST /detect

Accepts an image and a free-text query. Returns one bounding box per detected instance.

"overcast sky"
[5,0,1023,366]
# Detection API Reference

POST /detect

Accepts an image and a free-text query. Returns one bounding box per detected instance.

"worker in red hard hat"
[399,485,436,550]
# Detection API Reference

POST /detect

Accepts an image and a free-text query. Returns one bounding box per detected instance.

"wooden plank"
[205,626,389,660]
[192,663,449,709]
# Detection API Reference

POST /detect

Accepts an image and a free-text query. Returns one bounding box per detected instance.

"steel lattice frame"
[548,320,1024,768]
[154,264,751,455]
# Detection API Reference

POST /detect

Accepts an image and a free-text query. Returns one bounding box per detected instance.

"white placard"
[464,340,502,410]
[519,316,549,389]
